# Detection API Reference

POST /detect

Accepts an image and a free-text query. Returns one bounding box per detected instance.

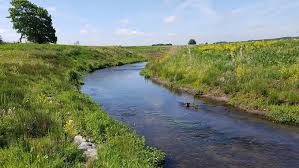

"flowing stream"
[81,62,299,168]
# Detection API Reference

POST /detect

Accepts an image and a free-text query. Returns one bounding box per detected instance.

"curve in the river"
[81,62,299,168]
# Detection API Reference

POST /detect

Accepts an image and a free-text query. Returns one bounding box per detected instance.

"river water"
[81,62,299,168]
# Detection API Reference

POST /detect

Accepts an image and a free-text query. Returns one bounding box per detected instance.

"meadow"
[0,44,166,167]
[142,39,299,125]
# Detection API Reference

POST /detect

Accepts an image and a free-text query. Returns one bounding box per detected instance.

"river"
[81,62,299,168]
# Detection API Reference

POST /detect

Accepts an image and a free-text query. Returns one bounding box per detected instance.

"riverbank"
[149,76,267,116]
[0,44,164,167]
[142,39,299,125]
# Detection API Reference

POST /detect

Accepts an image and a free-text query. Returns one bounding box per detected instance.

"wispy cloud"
[79,29,88,35]
[79,24,99,35]
[167,33,177,36]
[119,19,129,25]
[115,28,145,36]
[0,0,298,45]
[0,28,8,33]
[46,7,56,12]
[177,0,219,20]
[163,15,177,24]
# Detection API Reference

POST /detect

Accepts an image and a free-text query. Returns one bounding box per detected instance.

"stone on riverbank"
[74,135,98,159]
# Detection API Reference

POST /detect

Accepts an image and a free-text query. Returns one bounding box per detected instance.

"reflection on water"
[81,63,299,168]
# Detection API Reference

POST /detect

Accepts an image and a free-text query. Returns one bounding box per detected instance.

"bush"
[188,39,197,45]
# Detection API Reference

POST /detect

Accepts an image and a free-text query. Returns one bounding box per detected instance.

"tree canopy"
[8,0,57,44]
[188,39,197,45]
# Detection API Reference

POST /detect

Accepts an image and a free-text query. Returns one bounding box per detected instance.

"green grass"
[142,39,299,125]
[125,46,173,58]
[0,43,164,167]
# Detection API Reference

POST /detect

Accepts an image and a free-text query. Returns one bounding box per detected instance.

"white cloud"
[167,33,177,36]
[0,28,8,33]
[163,15,177,24]
[79,24,99,35]
[46,7,56,12]
[119,19,129,24]
[176,0,220,22]
[115,28,145,36]
[79,29,88,35]
[178,0,208,10]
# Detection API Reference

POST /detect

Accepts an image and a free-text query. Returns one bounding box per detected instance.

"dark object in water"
[183,102,200,110]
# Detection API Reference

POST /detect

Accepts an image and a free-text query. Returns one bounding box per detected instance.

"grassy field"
[142,39,299,125]
[126,46,173,58]
[0,44,165,167]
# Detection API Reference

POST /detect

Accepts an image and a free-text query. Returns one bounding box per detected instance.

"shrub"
[188,39,197,45]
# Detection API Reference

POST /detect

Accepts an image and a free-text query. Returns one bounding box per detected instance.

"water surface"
[81,63,299,168]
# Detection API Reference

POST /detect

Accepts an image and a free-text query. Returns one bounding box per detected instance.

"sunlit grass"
[143,39,299,125]
[0,43,164,167]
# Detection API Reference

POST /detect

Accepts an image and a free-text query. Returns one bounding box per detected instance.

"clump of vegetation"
[143,39,299,125]
[188,39,197,45]
[0,43,164,167]
[152,43,173,46]
[8,0,57,43]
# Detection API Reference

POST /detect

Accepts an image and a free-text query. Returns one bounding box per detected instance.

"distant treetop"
[188,39,197,45]
[152,43,172,46]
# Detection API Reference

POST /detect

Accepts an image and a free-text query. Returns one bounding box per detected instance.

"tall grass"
[0,44,164,167]
[143,39,299,125]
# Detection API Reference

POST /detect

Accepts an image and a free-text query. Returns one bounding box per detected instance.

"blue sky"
[0,0,299,46]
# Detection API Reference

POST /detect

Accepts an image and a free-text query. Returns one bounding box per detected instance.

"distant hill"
[213,36,299,44]
[248,36,299,42]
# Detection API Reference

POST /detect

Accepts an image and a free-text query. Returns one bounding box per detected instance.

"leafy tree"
[188,39,197,45]
[0,35,3,44]
[8,0,57,44]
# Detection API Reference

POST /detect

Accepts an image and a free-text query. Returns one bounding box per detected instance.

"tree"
[0,35,3,44]
[8,0,57,44]
[74,41,80,45]
[188,39,197,45]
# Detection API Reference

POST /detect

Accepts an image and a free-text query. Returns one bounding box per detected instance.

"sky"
[0,0,299,46]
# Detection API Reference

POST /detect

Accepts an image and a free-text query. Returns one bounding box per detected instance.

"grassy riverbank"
[142,39,299,125]
[0,44,164,167]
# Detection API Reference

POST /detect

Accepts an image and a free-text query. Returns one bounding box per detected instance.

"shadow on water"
[81,62,299,168]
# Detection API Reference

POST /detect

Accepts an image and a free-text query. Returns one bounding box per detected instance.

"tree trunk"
[19,34,23,43]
